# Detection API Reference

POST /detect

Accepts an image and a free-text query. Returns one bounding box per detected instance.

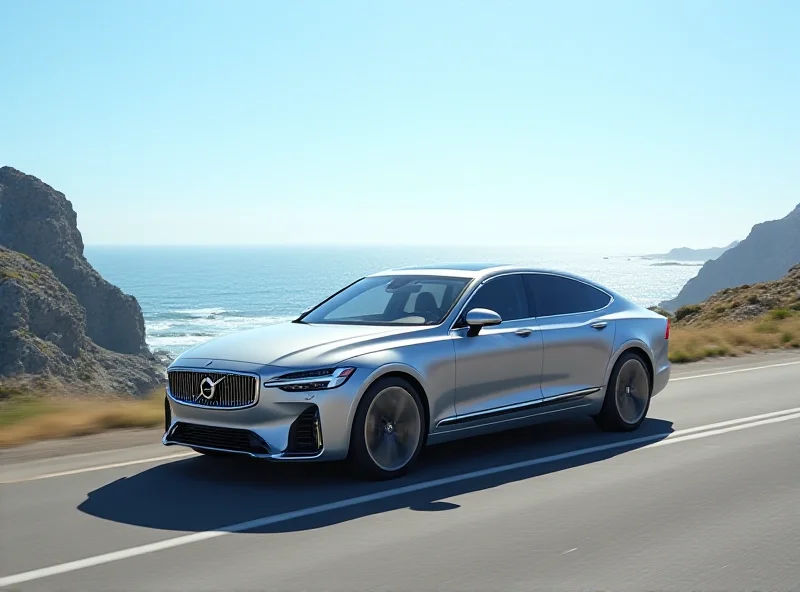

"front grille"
[285,405,323,454]
[168,422,270,455]
[167,370,258,408]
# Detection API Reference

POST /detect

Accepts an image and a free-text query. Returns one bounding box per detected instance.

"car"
[162,263,671,479]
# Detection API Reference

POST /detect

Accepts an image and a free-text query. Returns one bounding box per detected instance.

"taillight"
[665,318,671,340]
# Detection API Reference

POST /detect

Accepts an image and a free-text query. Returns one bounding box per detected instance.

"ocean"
[84,245,701,359]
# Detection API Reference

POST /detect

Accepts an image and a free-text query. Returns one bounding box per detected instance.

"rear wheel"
[593,351,651,432]
[349,377,426,480]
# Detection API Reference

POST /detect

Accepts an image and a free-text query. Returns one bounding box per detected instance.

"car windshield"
[298,275,472,326]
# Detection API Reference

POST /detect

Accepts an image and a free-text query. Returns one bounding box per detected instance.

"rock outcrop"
[0,167,147,354]
[660,204,800,311]
[0,247,163,394]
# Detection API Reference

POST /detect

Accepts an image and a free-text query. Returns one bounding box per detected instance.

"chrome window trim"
[166,367,261,410]
[449,270,615,331]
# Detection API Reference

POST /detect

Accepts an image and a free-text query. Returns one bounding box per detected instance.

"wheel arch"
[346,363,432,445]
[606,341,655,394]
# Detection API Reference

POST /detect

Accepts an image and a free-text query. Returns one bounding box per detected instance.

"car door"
[451,273,544,418]
[523,273,616,400]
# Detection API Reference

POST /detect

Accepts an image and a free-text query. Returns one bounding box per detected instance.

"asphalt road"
[2,352,799,591]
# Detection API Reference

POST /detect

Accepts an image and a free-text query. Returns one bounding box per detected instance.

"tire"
[348,376,426,480]
[593,351,652,432]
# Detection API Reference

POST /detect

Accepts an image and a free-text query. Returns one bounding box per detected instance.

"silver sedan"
[163,263,671,479]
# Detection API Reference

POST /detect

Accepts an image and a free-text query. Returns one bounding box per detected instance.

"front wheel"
[593,351,651,432]
[348,377,426,480]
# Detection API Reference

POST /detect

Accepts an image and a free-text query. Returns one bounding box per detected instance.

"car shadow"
[78,416,673,534]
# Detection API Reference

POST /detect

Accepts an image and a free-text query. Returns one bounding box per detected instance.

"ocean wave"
[144,313,295,355]
[172,307,230,317]
[146,334,214,348]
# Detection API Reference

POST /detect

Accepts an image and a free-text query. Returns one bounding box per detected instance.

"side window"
[525,274,611,317]
[464,274,529,322]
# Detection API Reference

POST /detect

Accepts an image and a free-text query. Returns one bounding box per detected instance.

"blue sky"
[2,0,798,251]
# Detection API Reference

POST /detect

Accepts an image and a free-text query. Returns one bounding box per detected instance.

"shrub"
[669,349,694,363]
[675,304,702,322]
[756,321,779,333]
[702,345,730,358]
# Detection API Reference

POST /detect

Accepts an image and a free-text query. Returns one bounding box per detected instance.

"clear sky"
[2,0,798,252]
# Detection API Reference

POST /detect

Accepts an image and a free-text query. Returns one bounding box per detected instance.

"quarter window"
[525,274,611,317]
[464,274,529,322]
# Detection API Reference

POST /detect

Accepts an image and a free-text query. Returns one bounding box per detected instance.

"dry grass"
[669,314,800,363]
[0,382,165,448]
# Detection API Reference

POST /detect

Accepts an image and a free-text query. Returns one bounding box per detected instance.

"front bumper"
[162,361,369,461]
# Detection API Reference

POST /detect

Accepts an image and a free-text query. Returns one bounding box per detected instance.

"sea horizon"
[84,244,703,358]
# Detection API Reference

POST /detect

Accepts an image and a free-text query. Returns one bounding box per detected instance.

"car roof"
[367,263,613,289]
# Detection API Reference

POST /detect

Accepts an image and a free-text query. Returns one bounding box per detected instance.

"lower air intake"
[285,405,323,455]
[168,422,269,455]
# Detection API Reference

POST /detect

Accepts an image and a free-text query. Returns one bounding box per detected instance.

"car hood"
[172,321,431,369]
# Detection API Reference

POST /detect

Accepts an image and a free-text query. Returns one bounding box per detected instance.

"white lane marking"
[562,548,578,554]
[655,407,800,436]
[1,409,798,588]
[648,412,800,447]
[0,452,197,485]
[672,359,800,381]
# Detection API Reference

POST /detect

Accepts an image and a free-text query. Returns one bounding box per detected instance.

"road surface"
[2,352,799,591]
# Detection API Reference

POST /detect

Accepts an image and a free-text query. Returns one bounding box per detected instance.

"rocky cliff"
[0,167,164,395]
[660,204,800,311]
[0,167,147,354]
[0,248,163,394]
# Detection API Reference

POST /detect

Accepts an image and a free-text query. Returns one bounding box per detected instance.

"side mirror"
[464,308,502,336]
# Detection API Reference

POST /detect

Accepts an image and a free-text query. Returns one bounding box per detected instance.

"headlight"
[263,367,356,392]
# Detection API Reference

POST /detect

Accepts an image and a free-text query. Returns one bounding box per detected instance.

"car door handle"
[591,322,607,330]
[515,328,534,337]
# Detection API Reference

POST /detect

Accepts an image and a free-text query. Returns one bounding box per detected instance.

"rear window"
[525,273,611,316]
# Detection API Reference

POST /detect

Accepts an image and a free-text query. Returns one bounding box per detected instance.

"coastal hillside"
[643,241,739,262]
[660,204,800,311]
[670,264,800,327]
[0,167,164,395]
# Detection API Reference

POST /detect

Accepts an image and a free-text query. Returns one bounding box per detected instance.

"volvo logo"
[195,376,226,401]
